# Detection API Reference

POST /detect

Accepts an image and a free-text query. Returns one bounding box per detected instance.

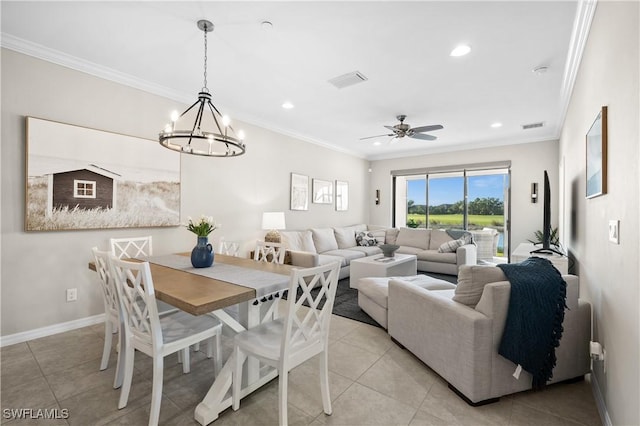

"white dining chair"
[110,256,223,426]
[218,237,240,257]
[231,261,341,426]
[110,236,153,259]
[92,247,126,389]
[253,240,286,264]
[110,235,179,319]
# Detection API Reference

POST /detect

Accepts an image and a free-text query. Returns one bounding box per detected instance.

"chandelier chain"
[203,22,208,90]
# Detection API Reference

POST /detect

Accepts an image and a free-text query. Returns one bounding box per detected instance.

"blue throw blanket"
[497,257,567,388]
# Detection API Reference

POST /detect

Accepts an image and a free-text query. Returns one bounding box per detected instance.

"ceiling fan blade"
[410,133,438,141]
[359,133,395,140]
[411,124,444,133]
[384,125,398,132]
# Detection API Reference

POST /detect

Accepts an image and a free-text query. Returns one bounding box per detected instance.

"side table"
[511,242,568,274]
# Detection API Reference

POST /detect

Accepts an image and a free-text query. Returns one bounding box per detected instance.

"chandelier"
[159,20,246,157]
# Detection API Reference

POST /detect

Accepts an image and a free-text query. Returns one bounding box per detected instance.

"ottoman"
[358,275,456,328]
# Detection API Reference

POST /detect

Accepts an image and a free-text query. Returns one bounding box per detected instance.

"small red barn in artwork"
[47,164,121,215]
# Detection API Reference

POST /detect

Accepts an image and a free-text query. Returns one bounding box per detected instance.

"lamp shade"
[262,212,286,230]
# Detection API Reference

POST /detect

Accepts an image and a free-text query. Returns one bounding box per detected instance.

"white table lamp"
[262,212,286,243]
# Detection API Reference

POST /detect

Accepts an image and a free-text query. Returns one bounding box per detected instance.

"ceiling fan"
[360,115,443,142]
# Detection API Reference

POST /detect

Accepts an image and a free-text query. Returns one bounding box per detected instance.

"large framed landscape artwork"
[25,117,181,231]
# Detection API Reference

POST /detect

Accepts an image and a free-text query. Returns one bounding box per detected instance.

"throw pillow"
[281,230,317,253]
[368,229,386,244]
[395,228,429,250]
[453,265,507,307]
[334,227,358,249]
[356,231,378,247]
[311,228,339,253]
[438,238,465,253]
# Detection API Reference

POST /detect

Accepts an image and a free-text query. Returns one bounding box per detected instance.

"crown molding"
[557,0,598,133]
[1,32,191,105]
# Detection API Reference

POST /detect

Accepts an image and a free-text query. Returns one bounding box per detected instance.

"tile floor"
[1,312,602,425]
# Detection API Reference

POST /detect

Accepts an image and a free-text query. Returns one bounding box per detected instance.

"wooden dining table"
[89,252,295,425]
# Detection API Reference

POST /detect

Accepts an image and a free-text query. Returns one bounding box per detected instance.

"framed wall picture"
[586,106,607,198]
[312,179,333,204]
[25,117,180,231]
[290,173,309,211]
[335,180,349,211]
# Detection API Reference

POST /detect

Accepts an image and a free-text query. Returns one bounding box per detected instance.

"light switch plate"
[608,220,620,244]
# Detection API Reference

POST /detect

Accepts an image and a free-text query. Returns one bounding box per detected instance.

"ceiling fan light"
[450,44,471,57]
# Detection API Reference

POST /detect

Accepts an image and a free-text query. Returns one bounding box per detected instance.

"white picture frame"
[290,173,309,211]
[335,180,349,211]
[312,178,333,204]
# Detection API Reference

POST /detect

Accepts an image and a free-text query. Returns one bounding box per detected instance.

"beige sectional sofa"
[281,225,477,279]
[387,265,591,404]
[387,227,477,276]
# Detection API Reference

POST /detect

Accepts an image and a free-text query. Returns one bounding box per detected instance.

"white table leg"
[194,298,279,425]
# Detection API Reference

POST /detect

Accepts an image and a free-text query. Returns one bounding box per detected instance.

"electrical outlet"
[66,288,77,302]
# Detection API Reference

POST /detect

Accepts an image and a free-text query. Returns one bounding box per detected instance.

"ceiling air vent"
[522,122,545,130]
[328,71,368,89]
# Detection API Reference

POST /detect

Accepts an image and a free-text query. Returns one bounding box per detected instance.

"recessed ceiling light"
[450,44,471,57]
[491,122,503,128]
[282,101,294,109]
[373,141,382,146]
[261,21,273,31]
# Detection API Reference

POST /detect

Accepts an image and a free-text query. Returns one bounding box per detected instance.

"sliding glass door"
[393,164,510,259]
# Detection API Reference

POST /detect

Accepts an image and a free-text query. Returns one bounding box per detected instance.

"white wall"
[558,2,639,425]
[0,49,369,336]
[369,140,560,256]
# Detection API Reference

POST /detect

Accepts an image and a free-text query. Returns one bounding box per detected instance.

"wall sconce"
[375,189,380,205]
[531,182,538,203]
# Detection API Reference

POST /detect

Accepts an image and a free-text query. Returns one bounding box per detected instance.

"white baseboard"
[0,314,105,347]
[591,372,612,426]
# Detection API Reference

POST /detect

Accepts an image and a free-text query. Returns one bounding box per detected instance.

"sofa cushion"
[417,250,457,264]
[334,227,357,249]
[349,246,383,256]
[396,246,424,256]
[360,275,456,309]
[385,228,400,245]
[281,230,316,253]
[312,228,339,253]
[395,228,430,250]
[429,229,454,250]
[356,231,378,246]
[453,265,507,307]
[322,249,365,264]
[438,238,465,253]
[317,253,347,267]
[351,224,368,233]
